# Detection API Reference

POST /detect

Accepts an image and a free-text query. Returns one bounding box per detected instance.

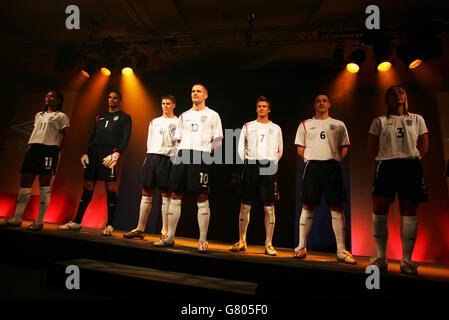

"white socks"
[197,200,210,242]
[36,186,51,225]
[298,208,314,249]
[136,195,152,231]
[372,213,388,259]
[264,205,275,246]
[331,210,346,253]
[12,188,32,220]
[401,215,417,262]
[161,196,171,235]
[238,203,251,244]
[166,198,182,239]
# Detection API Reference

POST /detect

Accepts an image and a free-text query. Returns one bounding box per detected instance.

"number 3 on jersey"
[397,127,404,138]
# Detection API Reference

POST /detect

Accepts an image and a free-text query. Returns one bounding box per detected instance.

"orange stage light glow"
[81,70,90,78]
[101,67,111,76]
[409,59,422,69]
[122,67,133,76]
[377,61,392,72]
[346,63,360,73]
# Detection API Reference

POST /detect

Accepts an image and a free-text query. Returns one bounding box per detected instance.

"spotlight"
[397,44,422,70]
[346,49,365,73]
[80,58,100,78]
[101,58,117,76]
[119,56,133,75]
[372,35,393,72]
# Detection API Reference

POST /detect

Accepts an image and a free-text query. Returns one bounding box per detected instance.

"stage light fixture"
[346,49,365,73]
[54,45,81,72]
[372,38,393,72]
[80,58,100,78]
[332,46,345,67]
[101,58,117,76]
[136,53,148,69]
[397,44,422,70]
[119,56,133,75]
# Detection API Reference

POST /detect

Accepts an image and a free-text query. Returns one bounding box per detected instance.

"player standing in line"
[294,92,356,264]
[156,83,223,252]
[58,91,132,236]
[0,90,69,230]
[123,95,180,241]
[230,96,283,256]
[368,85,428,275]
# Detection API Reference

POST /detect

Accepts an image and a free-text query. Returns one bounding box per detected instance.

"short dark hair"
[43,89,64,112]
[161,94,176,104]
[192,83,208,94]
[314,92,330,101]
[109,90,122,101]
[256,96,271,109]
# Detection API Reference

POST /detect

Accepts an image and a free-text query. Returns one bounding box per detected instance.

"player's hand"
[80,154,89,168]
[102,152,120,169]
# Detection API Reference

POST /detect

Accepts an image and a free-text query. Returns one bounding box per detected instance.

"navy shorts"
[83,145,118,182]
[142,153,172,190]
[372,158,428,202]
[300,160,347,206]
[21,144,59,176]
[168,150,210,194]
[239,160,277,202]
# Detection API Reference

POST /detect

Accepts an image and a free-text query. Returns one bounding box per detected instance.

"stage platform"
[1,220,449,302]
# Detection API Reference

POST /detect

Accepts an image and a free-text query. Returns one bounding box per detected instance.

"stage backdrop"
[1,56,449,263]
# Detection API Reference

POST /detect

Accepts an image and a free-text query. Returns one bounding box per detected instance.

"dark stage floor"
[1,219,449,306]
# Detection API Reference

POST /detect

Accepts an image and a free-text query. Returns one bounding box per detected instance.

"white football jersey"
[175,107,223,153]
[295,117,350,161]
[368,113,428,160]
[28,111,70,146]
[238,120,283,163]
[146,116,180,156]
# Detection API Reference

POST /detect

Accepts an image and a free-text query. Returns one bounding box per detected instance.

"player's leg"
[154,192,181,247]
[0,174,35,227]
[123,188,154,239]
[58,180,96,230]
[103,181,117,236]
[370,196,391,271]
[196,191,210,252]
[329,204,356,264]
[294,202,315,259]
[263,200,277,256]
[399,199,419,275]
[230,200,252,252]
[26,174,52,230]
[295,161,321,258]
[160,188,172,237]
[154,159,186,247]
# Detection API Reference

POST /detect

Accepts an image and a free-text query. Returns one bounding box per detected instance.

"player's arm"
[237,124,247,162]
[367,133,379,160]
[277,127,283,161]
[297,145,305,159]
[417,133,429,158]
[339,146,348,160]
[59,127,68,150]
[116,114,132,154]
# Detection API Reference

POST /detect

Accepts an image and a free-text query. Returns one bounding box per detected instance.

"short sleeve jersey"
[368,113,428,160]
[28,111,70,147]
[146,116,180,156]
[238,120,283,163]
[295,117,350,161]
[175,107,223,153]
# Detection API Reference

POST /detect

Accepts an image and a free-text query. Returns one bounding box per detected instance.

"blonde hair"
[385,85,408,118]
